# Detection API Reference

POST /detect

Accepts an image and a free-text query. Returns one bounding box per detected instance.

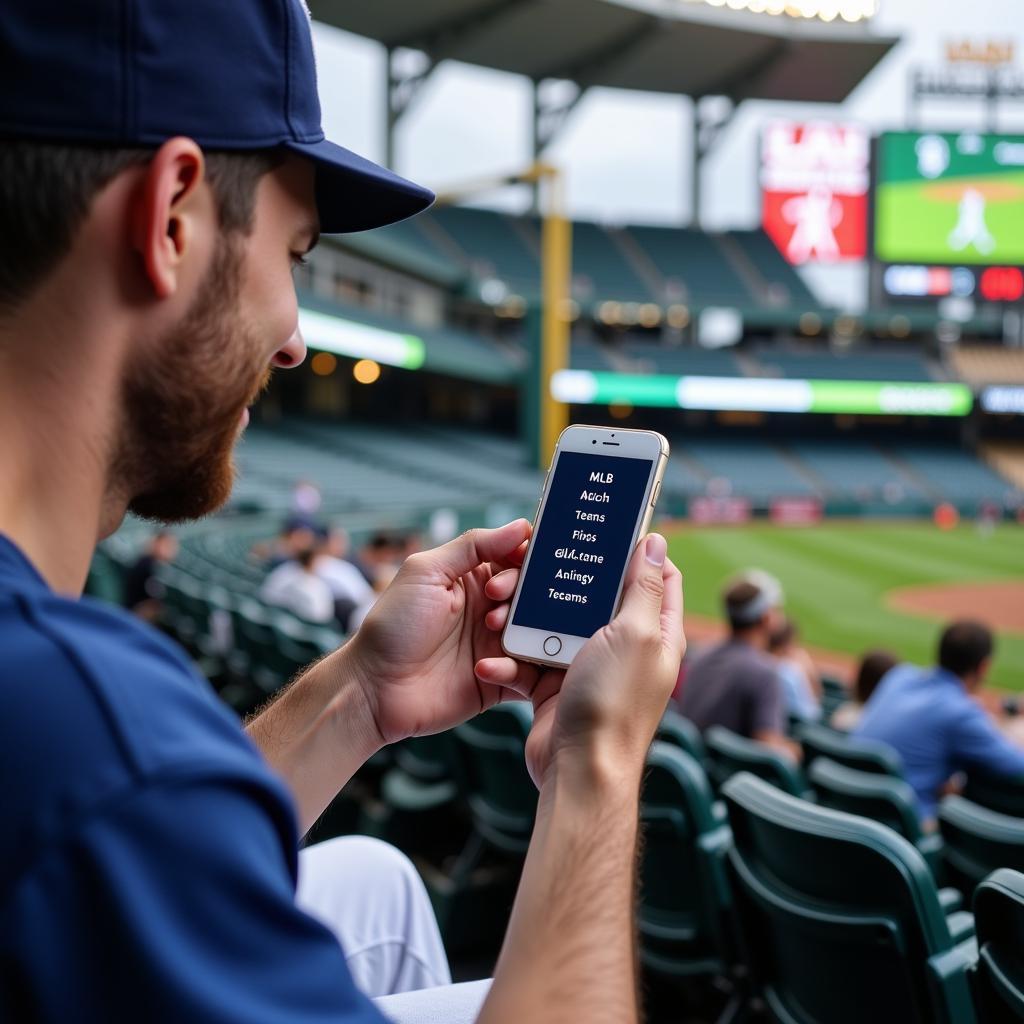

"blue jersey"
[0,535,383,1022]
[855,663,1024,820]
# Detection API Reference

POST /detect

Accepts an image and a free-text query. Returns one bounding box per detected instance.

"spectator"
[830,648,898,732]
[352,531,403,588]
[251,520,317,571]
[855,621,1024,822]
[123,530,179,622]
[678,570,796,759]
[315,527,376,631]
[260,548,335,624]
[769,617,821,724]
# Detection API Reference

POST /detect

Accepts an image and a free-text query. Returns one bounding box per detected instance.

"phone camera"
[592,439,596,444]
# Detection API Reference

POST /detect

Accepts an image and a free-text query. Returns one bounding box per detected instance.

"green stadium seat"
[705,726,806,797]
[963,773,1024,819]
[970,868,1024,1022]
[381,733,461,814]
[451,704,537,855]
[939,796,1024,899]
[639,743,738,1012]
[230,599,286,696]
[809,757,946,880]
[656,709,708,765]
[821,674,851,723]
[723,772,978,1024]
[799,721,904,777]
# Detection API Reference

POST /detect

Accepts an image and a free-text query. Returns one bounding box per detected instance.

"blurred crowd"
[250,482,422,631]
[673,568,1023,826]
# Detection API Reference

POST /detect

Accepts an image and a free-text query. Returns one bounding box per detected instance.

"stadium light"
[683,0,876,20]
[352,358,382,385]
[550,370,973,417]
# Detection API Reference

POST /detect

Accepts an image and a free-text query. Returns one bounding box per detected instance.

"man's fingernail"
[645,534,667,566]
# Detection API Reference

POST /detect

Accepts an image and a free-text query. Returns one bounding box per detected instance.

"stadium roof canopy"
[310,0,898,104]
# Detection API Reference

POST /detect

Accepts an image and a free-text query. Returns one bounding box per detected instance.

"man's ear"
[131,137,208,299]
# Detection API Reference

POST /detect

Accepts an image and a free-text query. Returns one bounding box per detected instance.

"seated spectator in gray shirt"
[678,570,796,760]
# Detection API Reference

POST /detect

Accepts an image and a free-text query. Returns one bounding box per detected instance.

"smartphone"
[502,424,669,669]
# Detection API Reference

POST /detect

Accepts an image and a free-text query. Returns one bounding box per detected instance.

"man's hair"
[938,620,994,678]
[768,618,797,652]
[296,548,317,571]
[723,580,763,632]
[0,141,284,311]
[853,648,898,705]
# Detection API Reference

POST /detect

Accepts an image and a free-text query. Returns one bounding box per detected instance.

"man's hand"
[346,519,531,746]
[476,534,685,788]
[475,534,685,1024]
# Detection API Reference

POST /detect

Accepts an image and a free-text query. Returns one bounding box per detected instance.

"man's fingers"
[485,567,519,602]
[475,656,540,698]
[424,520,530,583]
[614,533,667,630]
[485,603,511,631]
[490,538,529,572]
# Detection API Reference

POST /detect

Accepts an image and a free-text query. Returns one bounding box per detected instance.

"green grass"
[664,522,1024,690]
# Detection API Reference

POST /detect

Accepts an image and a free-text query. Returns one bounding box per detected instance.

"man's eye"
[290,253,309,269]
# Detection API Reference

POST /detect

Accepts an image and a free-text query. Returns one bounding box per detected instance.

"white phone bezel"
[501,424,669,670]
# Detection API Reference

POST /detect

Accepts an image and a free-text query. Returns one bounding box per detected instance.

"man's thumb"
[615,534,667,623]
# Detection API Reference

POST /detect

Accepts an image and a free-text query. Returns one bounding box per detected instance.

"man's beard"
[115,235,270,524]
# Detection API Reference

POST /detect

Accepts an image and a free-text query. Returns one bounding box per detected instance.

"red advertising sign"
[688,497,752,525]
[770,498,824,525]
[761,121,869,264]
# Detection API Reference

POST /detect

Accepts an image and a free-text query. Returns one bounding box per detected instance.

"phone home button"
[543,635,562,657]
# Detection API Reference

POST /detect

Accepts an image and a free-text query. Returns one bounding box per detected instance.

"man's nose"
[273,325,307,369]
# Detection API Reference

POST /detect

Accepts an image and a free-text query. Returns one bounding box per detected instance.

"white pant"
[297,836,491,1023]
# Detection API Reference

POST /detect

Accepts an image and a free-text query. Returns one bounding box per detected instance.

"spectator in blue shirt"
[854,621,1024,822]
[0,3,685,1022]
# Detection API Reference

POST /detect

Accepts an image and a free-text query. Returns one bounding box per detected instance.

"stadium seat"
[722,772,978,1024]
[963,773,1024,819]
[705,727,806,797]
[451,704,537,855]
[638,743,740,1016]
[799,721,903,777]
[939,796,1024,899]
[809,757,946,878]
[970,868,1024,1022]
[656,708,708,765]
[820,674,850,724]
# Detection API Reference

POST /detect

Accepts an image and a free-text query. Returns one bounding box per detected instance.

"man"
[768,617,821,724]
[260,547,336,624]
[0,3,684,1023]
[678,570,794,758]
[314,527,377,631]
[855,621,1024,822]
[123,529,179,620]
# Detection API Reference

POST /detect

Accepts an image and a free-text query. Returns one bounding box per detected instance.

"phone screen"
[511,450,654,639]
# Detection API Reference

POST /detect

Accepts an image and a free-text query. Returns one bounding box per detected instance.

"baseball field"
[664,521,1024,691]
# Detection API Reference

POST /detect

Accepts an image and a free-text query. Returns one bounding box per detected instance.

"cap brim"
[287,138,434,234]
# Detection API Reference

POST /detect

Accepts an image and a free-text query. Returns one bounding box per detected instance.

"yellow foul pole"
[538,167,571,465]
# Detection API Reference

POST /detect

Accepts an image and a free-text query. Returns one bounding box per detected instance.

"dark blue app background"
[512,451,653,639]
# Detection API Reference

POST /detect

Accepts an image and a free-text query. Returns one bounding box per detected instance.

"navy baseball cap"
[0,0,434,233]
